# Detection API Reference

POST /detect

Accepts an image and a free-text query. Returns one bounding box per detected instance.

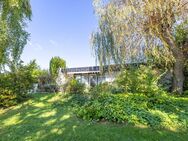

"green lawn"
[0,93,187,141]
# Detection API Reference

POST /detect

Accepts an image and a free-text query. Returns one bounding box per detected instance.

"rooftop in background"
[61,63,145,75]
[62,66,100,74]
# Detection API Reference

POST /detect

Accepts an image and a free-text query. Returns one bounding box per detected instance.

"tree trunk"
[172,50,185,94]
[162,30,185,94]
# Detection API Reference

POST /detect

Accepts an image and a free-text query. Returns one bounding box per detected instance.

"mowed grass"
[0,93,188,141]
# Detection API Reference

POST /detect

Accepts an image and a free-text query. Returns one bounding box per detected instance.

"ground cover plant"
[0,93,188,141]
[76,93,188,130]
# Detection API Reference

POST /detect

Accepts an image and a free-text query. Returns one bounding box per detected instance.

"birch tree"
[0,0,32,71]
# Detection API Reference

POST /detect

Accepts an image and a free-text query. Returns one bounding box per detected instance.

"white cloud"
[49,40,58,46]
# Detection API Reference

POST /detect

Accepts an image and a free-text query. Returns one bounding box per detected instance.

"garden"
[1,0,188,140]
[1,64,188,140]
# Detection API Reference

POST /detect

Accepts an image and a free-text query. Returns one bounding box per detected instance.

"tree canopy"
[92,0,188,94]
[49,57,66,79]
[0,0,32,71]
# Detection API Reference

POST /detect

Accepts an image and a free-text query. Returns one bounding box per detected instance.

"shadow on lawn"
[0,93,188,141]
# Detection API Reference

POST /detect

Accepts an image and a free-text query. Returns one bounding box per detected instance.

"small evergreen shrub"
[89,82,112,96]
[115,65,164,95]
[65,78,85,94]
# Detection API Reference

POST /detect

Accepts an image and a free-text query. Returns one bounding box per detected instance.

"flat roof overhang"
[62,66,100,74]
[67,71,100,75]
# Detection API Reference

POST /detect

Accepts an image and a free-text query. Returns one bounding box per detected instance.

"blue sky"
[21,0,98,69]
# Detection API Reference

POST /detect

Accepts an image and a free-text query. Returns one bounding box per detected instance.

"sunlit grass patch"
[38,110,56,118]
[2,114,21,126]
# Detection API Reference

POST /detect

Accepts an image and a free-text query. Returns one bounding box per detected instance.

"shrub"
[0,61,39,107]
[63,94,90,107]
[42,84,59,93]
[159,71,173,92]
[110,85,125,94]
[116,65,164,95]
[89,82,125,96]
[183,90,188,96]
[89,82,112,96]
[65,78,85,94]
[0,88,17,107]
[37,71,58,93]
[184,60,188,91]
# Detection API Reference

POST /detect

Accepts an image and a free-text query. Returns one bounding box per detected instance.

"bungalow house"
[60,66,120,87]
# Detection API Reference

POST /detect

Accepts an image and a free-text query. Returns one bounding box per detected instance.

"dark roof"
[62,63,145,74]
[62,66,100,74]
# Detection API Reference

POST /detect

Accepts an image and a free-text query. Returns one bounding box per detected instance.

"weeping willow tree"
[0,0,32,72]
[92,0,188,94]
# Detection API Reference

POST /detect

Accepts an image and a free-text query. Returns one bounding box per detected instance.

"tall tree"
[49,57,66,79]
[0,0,32,71]
[92,0,188,94]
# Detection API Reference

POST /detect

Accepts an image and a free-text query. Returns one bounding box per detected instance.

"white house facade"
[59,66,119,87]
